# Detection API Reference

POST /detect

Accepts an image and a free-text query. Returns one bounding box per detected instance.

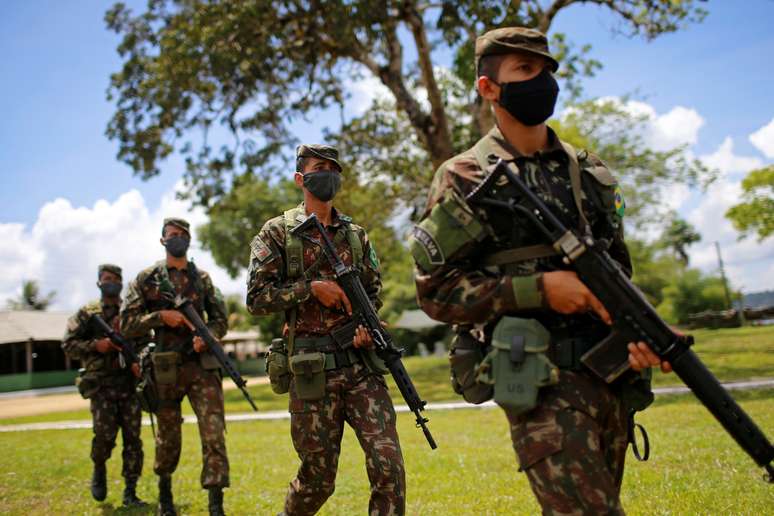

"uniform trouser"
[285,362,406,516]
[154,360,229,489]
[504,370,629,516]
[89,382,143,481]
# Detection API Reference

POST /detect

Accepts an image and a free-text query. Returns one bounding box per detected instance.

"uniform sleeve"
[61,308,97,360]
[359,228,383,312]
[120,276,163,339]
[412,165,544,326]
[203,273,229,339]
[246,222,312,315]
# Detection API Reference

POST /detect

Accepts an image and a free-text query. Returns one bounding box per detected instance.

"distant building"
[0,310,267,392]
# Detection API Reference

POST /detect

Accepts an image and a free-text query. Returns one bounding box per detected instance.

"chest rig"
[472,137,593,273]
[282,206,363,354]
[147,261,206,351]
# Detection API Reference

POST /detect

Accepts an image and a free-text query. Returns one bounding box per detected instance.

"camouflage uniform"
[62,298,144,482]
[247,199,406,516]
[412,32,645,510]
[120,259,230,489]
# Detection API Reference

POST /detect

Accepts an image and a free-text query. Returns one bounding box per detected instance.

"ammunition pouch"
[448,333,493,404]
[152,351,181,385]
[410,189,487,271]
[266,338,291,395]
[618,368,655,413]
[199,351,220,371]
[289,351,326,401]
[75,368,100,399]
[478,318,559,416]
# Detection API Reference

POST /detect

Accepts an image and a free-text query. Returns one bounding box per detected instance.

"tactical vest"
[472,137,592,269]
[148,260,206,352]
[282,206,364,353]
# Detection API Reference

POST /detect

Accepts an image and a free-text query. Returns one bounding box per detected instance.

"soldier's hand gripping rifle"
[92,314,140,372]
[292,214,437,449]
[467,158,774,481]
[173,297,259,412]
[92,314,158,435]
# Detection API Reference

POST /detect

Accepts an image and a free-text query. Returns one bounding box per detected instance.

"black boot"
[90,463,107,502]
[158,475,176,516]
[208,487,225,516]
[122,477,147,507]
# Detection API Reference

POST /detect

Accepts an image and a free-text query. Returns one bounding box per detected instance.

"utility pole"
[715,241,745,325]
[715,241,733,310]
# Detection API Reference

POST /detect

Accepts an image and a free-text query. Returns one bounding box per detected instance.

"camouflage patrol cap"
[296,144,342,172]
[98,263,122,279]
[162,217,191,236]
[475,27,559,75]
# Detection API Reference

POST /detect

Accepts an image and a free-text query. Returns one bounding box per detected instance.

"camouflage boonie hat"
[98,263,122,279]
[162,217,191,236]
[296,144,342,172]
[475,27,559,75]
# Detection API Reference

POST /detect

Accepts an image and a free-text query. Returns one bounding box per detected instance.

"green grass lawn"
[0,390,772,514]
[3,325,772,426]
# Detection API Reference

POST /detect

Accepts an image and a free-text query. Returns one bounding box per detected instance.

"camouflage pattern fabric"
[90,385,144,480]
[120,260,228,352]
[62,300,144,477]
[413,125,635,513]
[120,260,230,489]
[246,203,382,336]
[154,361,229,489]
[285,362,405,516]
[506,370,628,515]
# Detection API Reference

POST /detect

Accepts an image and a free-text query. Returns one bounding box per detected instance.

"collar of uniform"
[296,202,351,229]
[164,260,188,272]
[100,299,120,309]
[487,124,566,162]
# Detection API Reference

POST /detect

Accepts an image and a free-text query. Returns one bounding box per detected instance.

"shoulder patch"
[410,225,444,265]
[614,186,626,217]
[250,235,273,263]
[368,245,379,269]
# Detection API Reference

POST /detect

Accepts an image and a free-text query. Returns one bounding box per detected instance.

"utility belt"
[293,320,362,371]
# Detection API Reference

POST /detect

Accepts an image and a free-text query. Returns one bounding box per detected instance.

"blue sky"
[1,1,773,308]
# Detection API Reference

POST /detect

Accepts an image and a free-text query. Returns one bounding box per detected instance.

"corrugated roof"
[0,311,71,344]
[393,309,445,330]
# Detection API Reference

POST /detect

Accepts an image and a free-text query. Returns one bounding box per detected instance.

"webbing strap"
[560,141,591,235]
[284,209,304,279]
[482,244,559,266]
[287,308,298,357]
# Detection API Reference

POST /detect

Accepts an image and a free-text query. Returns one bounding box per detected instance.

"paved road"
[2,378,772,433]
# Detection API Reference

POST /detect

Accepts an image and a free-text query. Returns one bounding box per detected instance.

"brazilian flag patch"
[368,245,380,269]
[614,186,625,217]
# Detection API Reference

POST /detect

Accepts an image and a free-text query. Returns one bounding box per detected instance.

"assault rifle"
[92,314,158,435]
[92,314,140,372]
[467,158,774,481]
[173,297,259,412]
[292,214,437,449]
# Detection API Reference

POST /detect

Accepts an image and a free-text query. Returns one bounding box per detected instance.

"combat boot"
[90,463,107,502]
[208,487,225,516]
[158,475,176,516]
[122,477,147,507]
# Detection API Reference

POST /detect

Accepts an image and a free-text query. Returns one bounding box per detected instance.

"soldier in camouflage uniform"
[247,144,405,516]
[62,263,146,507]
[410,28,670,515]
[120,218,230,516]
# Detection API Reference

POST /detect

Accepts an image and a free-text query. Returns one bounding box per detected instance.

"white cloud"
[0,185,247,312]
[686,176,774,292]
[749,117,774,159]
[601,99,705,151]
[346,71,392,117]
[699,136,764,175]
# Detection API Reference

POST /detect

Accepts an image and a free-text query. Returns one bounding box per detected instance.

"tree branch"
[403,1,454,162]
[538,0,577,33]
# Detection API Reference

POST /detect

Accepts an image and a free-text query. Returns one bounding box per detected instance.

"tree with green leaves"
[657,269,733,325]
[106,0,707,207]
[725,165,774,241]
[6,280,56,311]
[659,213,701,264]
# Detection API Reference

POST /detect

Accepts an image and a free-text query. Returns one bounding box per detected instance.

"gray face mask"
[163,235,190,258]
[302,170,342,202]
[99,282,122,298]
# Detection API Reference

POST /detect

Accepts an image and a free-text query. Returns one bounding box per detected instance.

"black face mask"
[495,68,560,126]
[302,170,342,202]
[164,235,190,258]
[99,282,122,298]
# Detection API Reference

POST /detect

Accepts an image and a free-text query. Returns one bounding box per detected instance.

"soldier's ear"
[477,76,500,102]
[294,172,304,188]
